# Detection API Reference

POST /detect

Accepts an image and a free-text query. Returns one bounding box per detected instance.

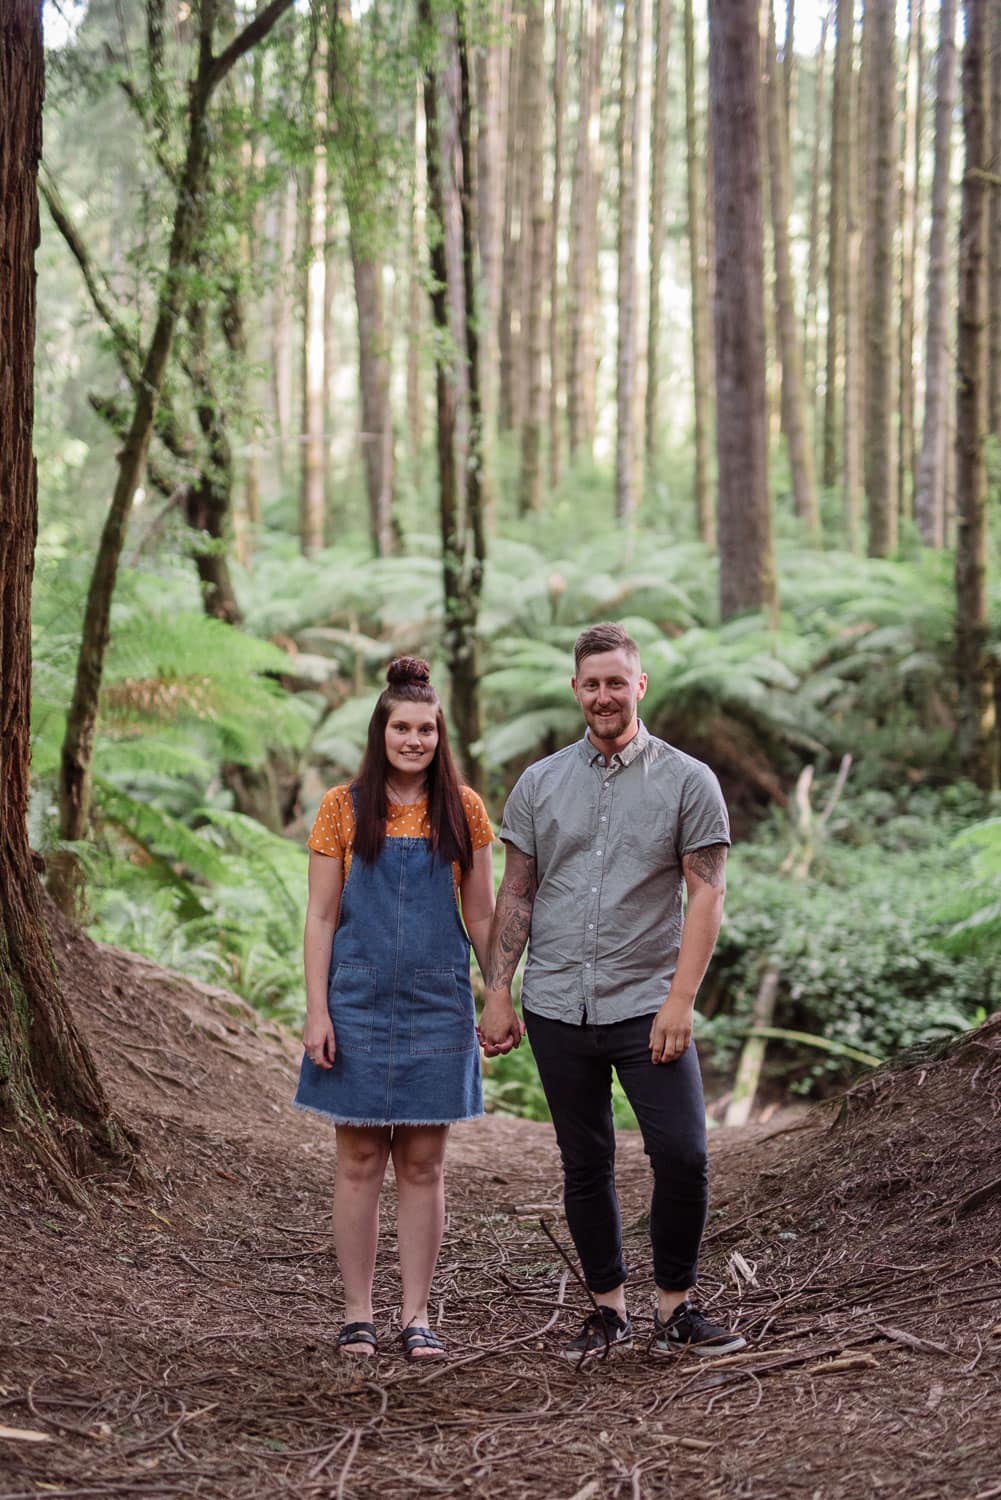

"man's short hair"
[573,622,641,673]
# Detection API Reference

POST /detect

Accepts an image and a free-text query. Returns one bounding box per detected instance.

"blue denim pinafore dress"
[294,828,483,1126]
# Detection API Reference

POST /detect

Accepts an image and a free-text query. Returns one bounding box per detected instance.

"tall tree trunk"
[616,0,651,525]
[954,0,998,790]
[684,0,713,546]
[823,0,852,490]
[407,79,426,475]
[710,0,776,620]
[915,0,958,547]
[518,0,546,514]
[863,0,898,557]
[645,0,673,464]
[350,236,396,556]
[567,0,601,458]
[475,7,508,516]
[455,9,487,789]
[272,173,297,485]
[420,1,485,788]
[300,3,329,557]
[898,0,923,521]
[803,12,827,454]
[987,0,1001,435]
[1,0,135,1197]
[765,0,819,534]
[783,0,795,137]
[549,0,566,490]
[57,0,295,852]
[843,11,863,550]
[498,12,525,434]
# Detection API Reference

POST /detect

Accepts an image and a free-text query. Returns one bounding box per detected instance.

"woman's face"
[384,700,439,779]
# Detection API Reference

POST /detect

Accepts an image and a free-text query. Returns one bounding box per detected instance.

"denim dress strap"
[294,813,482,1126]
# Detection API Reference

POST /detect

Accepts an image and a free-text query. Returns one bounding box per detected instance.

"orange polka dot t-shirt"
[308,783,494,890]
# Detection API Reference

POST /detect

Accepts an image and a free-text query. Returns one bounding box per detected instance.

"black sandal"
[400,1325,446,1361]
[337,1320,378,1355]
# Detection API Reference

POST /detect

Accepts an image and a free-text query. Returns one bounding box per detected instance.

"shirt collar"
[581,719,650,769]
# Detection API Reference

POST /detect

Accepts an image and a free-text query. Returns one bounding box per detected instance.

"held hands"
[303,1014,336,1069]
[477,989,526,1057]
[649,994,695,1065]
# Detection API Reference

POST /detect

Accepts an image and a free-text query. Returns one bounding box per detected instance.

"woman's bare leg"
[332,1124,392,1350]
[391,1124,449,1355]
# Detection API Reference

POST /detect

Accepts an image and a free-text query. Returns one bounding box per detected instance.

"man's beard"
[585,705,633,741]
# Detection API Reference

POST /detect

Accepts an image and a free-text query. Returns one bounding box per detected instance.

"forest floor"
[1,916,1000,1500]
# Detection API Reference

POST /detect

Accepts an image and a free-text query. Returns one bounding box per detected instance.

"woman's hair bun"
[386,656,432,687]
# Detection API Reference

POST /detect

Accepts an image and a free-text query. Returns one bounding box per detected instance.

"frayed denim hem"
[292,1100,484,1128]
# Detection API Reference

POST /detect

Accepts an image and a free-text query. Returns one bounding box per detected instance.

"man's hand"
[649,994,694,1064]
[478,989,525,1057]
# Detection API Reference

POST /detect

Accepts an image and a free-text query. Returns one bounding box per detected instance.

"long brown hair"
[351,657,473,871]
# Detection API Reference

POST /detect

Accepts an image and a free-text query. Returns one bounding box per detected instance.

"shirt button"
[601,816,607,822]
[591,887,597,893]
[588,923,594,929]
[585,961,591,967]
[596,850,602,855]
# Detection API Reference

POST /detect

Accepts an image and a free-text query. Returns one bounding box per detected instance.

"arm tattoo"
[682,843,728,890]
[485,850,537,989]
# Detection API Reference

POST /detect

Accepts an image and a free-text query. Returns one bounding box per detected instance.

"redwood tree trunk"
[567,0,601,458]
[822,0,852,490]
[987,0,1001,435]
[954,0,998,789]
[300,1,330,557]
[684,0,714,546]
[765,0,819,535]
[915,0,958,547]
[863,0,899,556]
[709,0,777,620]
[645,0,673,464]
[1,0,134,1194]
[518,0,546,514]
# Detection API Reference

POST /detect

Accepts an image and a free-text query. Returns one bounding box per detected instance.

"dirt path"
[1,922,999,1499]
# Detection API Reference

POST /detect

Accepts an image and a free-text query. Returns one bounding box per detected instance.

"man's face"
[572,648,648,746]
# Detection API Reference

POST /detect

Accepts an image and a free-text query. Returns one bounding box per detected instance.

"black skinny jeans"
[525,1009,709,1294]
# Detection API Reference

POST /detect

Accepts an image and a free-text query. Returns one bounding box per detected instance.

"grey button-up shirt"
[500,722,730,1025]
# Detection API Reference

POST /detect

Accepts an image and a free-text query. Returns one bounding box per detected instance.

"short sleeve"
[500,769,536,860]
[677,762,731,853]
[461,787,495,850]
[307,785,353,858]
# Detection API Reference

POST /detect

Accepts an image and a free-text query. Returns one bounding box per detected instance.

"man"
[480,622,746,1360]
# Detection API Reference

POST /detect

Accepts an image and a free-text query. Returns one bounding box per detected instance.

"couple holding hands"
[295,624,746,1364]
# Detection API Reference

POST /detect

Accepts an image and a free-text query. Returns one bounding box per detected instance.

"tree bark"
[616,0,651,525]
[863,0,899,557]
[272,174,297,484]
[765,0,819,535]
[567,0,601,458]
[474,5,508,517]
[420,1,485,788]
[645,0,673,464]
[683,0,713,546]
[1,0,135,1196]
[987,0,1001,434]
[843,11,863,550]
[915,0,958,547]
[300,2,330,557]
[709,0,776,620]
[407,79,426,476]
[57,0,295,852]
[518,0,546,514]
[498,11,525,434]
[822,0,852,490]
[898,0,923,522]
[549,0,566,490]
[954,0,998,790]
[803,13,827,443]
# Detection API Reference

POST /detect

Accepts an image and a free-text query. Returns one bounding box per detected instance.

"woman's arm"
[302,850,345,1068]
[458,841,495,977]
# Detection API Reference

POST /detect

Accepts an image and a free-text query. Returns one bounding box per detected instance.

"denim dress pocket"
[410,968,475,1056]
[329,963,379,1053]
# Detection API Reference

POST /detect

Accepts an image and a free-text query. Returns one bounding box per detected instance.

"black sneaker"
[560,1305,633,1361]
[651,1300,747,1357]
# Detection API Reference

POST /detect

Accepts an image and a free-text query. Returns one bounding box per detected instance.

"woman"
[295,658,495,1361]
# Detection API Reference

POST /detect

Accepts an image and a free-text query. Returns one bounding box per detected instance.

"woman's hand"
[303,1013,336,1069]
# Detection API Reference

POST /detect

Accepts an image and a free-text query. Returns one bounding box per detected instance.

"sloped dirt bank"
[0,919,998,1499]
